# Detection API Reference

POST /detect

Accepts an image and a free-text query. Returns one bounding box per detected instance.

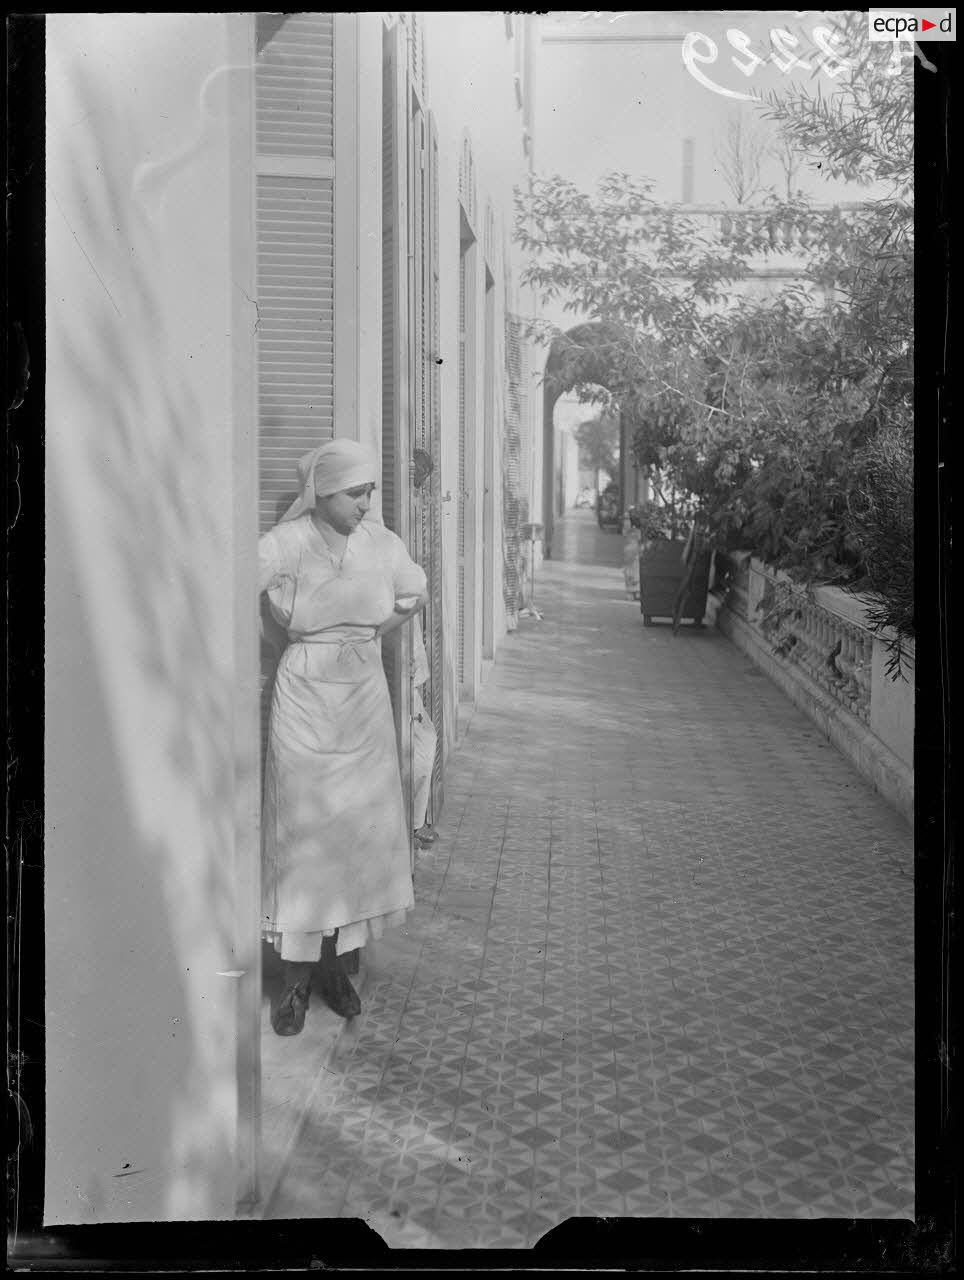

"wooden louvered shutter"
[381,20,414,839]
[457,251,467,691]
[381,28,399,541]
[426,113,444,819]
[410,106,427,463]
[409,98,444,826]
[256,12,335,764]
[482,266,496,660]
[256,13,335,531]
[410,101,428,702]
[378,37,394,532]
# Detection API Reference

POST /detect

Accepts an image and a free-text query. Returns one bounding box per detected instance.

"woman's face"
[316,483,374,534]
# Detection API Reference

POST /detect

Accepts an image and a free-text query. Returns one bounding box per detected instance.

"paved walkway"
[266,511,914,1245]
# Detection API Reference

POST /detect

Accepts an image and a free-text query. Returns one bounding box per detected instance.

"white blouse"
[259,514,427,646]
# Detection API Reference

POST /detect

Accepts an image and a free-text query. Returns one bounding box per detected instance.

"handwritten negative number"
[811,26,851,79]
[726,28,766,77]
[769,28,812,74]
[681,32,757,101]
[682,27,853,98]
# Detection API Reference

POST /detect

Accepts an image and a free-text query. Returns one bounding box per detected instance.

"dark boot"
[272,961,313,1036]
[318,935,361,1018]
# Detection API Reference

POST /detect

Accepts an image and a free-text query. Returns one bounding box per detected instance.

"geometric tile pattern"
[266,513,914,1246]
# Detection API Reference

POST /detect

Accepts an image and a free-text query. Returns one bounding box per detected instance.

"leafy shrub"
[846,420,914,672]
[516,14,913,670]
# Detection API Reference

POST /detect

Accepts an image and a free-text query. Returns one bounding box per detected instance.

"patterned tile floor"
[266,512,914,1246]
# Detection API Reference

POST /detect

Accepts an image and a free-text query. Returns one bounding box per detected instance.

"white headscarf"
[280,439,378,522]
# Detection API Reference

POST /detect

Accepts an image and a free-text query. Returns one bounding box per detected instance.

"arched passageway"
[540,321,649,558]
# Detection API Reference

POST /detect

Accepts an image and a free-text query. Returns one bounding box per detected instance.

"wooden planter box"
[638,539,711,627]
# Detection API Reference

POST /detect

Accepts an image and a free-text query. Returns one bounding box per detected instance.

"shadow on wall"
[46,473,194,1220]
[47,49,247,1220]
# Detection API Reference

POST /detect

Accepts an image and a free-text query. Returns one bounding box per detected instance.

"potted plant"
[633,499,711,629]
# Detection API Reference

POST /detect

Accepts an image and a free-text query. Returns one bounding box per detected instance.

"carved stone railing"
[751,563,874,724]
[651,202,868,276]
[712,551,913,821]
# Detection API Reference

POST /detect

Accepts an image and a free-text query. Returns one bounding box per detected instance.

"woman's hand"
[375,593,427,639]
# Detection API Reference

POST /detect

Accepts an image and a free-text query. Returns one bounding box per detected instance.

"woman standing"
[259,439,427,1035]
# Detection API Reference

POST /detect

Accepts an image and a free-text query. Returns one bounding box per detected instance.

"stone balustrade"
[712,551,913,822]
[654,202,867,268]
[749,561,874,723]
[719,210,814,251]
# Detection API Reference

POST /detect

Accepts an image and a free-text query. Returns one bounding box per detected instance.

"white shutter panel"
[411,109,427,459]
[256,13,335,763]
[256,13,335,533]
[382,34,399,539]
[381,21,414,847]
[457,255,467,689]
[381,23,411,546]
[427,113,445,817]
[256,14,333,160]
[257,176,334,529]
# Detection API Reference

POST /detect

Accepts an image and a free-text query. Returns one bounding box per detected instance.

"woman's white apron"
[260,517,422,958]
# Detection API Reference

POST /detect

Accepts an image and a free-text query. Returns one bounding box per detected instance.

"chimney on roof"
[682,137,695,204]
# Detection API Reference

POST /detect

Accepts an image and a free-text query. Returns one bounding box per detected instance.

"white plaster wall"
[45,13,256,1222]
[870,643,915,769]
[421,12,532,747]
[562,430,582,511]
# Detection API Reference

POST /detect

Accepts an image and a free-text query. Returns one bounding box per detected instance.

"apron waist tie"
[291,634,377,667]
